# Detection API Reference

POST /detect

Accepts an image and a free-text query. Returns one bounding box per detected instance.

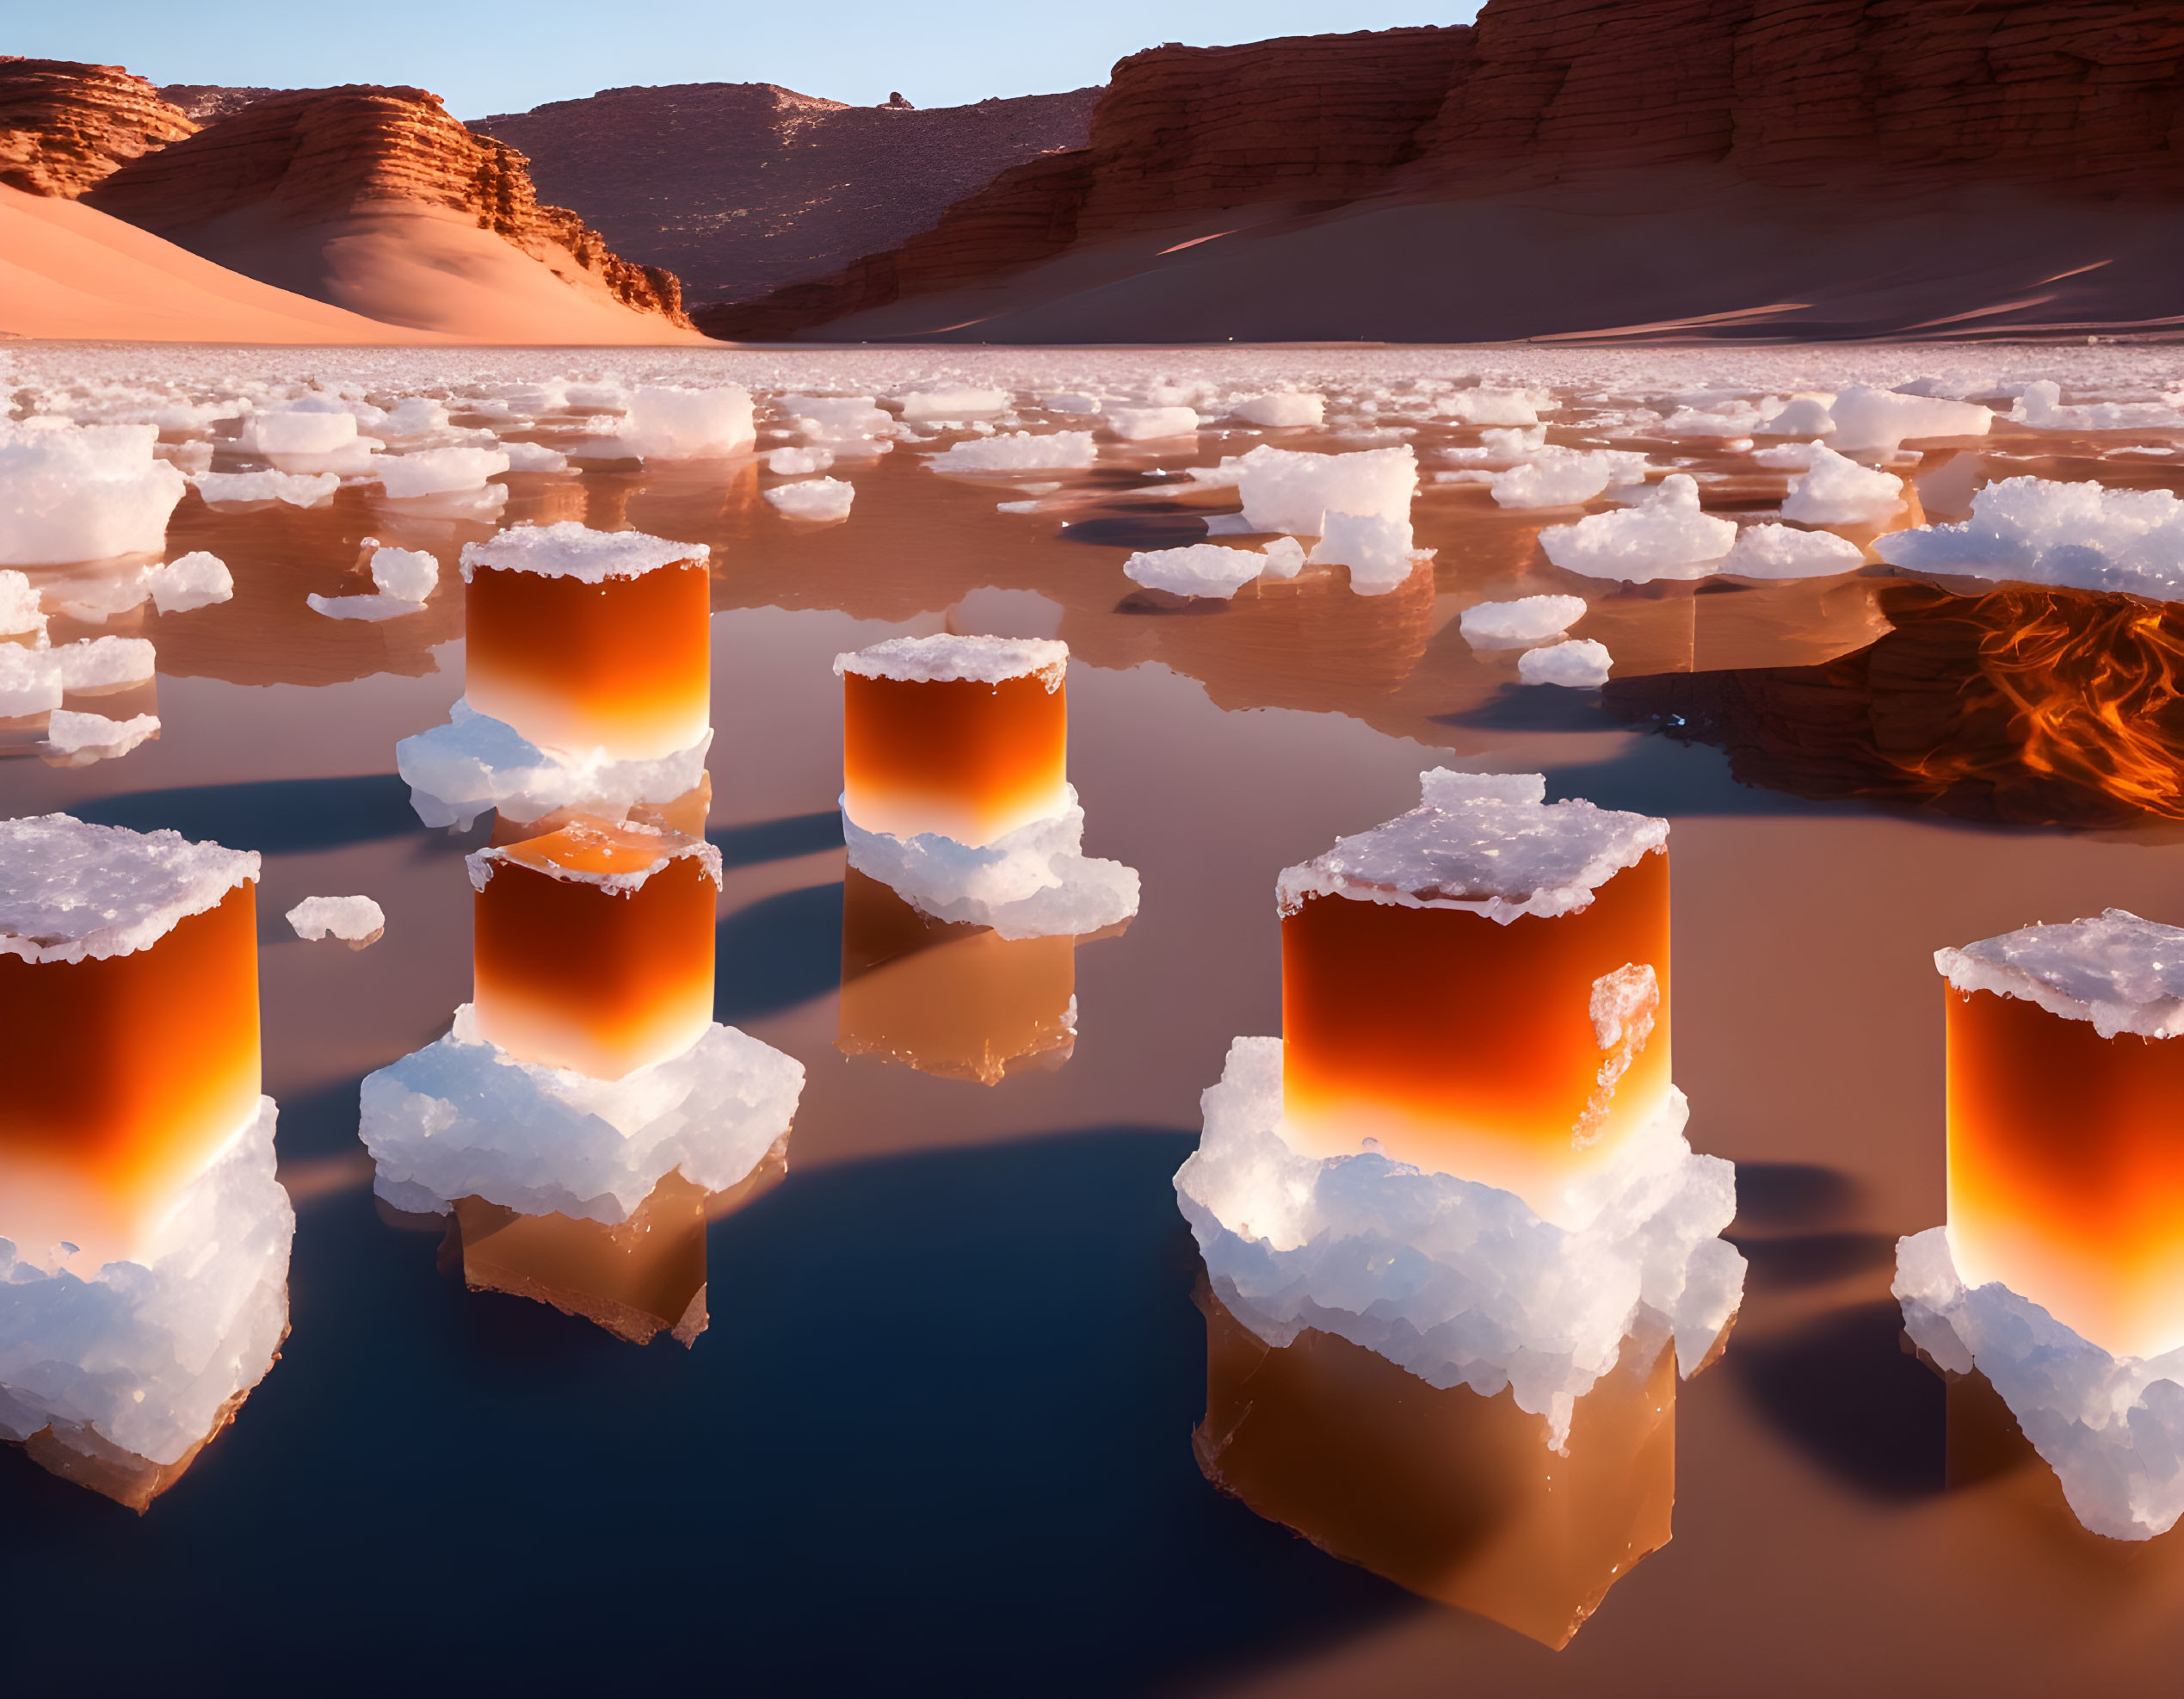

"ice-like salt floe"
[930,430,1099,472]
[54,635,155,689]
[369,546,438,602]
[194,468,338,507]
[1307,511,1429,595]
[766,446,835,475]
[0,813,258,965]
[379,397,452,441]
[782,394,891,442]
[238,409,361,457]
[2014,380,2184,433]
[1826,386,1993,453]
[459,520,706,583]
[763,477,855,522]
[1228,392,1324,428]
[306,592,429,621]
[375,446,509,498]
[145,550,232,613]
[1175,1038,1743,1448]
[1123,542,1282,598]
[396,701,713,831]
[1518,638,1613,688]
[842,784,1139,941]
[361,1004,803,1223]
[1875,475,2184,598]
[1897,1228,2184,1541]
[1040,392,1102,415]
[42,708,159,761]
[897,388,1008,418]
[614,385,757,459]
[1490,448,1648,510]
[0,571,44,635]
[1202,444,1416,534]
[1724,523,1866,578]
[1440,387,1548,427]
[285,893,386,947]
[836,633,1067,689]
[1459,594,1588,649]
[1104,405,1200,442]
[498,440,569,473]
[0,1097,291,1470]
[1934,908,2184,1040]
[0,421,187,565]
[1756,395,1835,436]
[1539,474,1736,583]
[1780,445,1903,525]
[0,646,63,716]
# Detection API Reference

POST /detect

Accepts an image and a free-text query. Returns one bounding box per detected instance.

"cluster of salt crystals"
[145,550,233,613]
[1518,639,1613,688]
[194,467,340,507]
[0,1097,292,1472]
[1540,474,1737,582]
[1121,539,1304,599]
[1780,445,1903,526]
[1189,442,1417,534]
[780,394,893,444]
[1227,392,1323,428]
[308,544,441,621]
[762,477,855,522]
[398,701,714,831]
[285,893,386,946]
[896,388,1009,419]
[1723,523,1866,578]
[0,813,259,964]
[1934,907,2184,1038]
[457,518,707,584]
[612,385,756,460]
[0,419,188,565]
[1104,405,1200,442]
[2013,380,2184,434]
[1877,474,2184,599]
[376,445,509,498]
[43,708,160,763]
[766,446,834,475]
[1490,448,1649,510]
[1459,594,1587,649]
[930,430,1099,472]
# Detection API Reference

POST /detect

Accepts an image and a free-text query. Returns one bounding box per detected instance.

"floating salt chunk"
[1440,387,1547,426]
[1104,405,1200,442]
[781,393,890,442]
[238,408,359,456]
[285,893,386,948]
[1258,535,1306,579]
[42,707,159,760]
[193,468,339,506]
[766,446,835,475]
[0,812,258,967]
[1826,385,1992,452]
[612,385,756,459]
[763,477,855,522]
[1040,392,1102,414]
[398,701,714,831]
[1459,594,1588,649]
[1650,404,1768,440]
[375,445,509,498]
[1875,474,2184,598]
[1490,448,1645,510]
[1227,392,1324,428]
[0,645,63,716]
[1518,638,1613,687]
[1122,542,1277,599]
[930,430,1099,471]
[1780,444,1903,525]
[1539,474,1736,583]
[144,550,232,613]
[896,388,1008,418]
[1307,510,1429,594]
[0,569,45,635]
[378,397,452,441]
[1751,441,1826,470]
[306,592,429,621]
[2014,380,2184,433]
[1755,394,1835,436]
[370,546,438,602]
[1724,523,1866,578]
[54,634,155,690]
[498,440,570,473]
[1219,443,1417,534]
[0,420,187,565]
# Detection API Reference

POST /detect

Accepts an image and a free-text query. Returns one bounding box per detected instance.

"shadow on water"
[0,1129,1412,1696]
[77,774,425,855]
[714,881,844,1022]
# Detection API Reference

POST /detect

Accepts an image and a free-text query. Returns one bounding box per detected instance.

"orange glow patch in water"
[1946,985,2184,1359]
[464,559,711,761]
[842,671,1068,845]
[1280,850,1670,1218]
[0,883,261,1269]
[472,822,717,1080]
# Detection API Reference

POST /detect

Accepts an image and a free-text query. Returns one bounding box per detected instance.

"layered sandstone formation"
[471,81,1100,304]
[160,85,287,124]
[0,59,197,197]
[701,2,2184,342]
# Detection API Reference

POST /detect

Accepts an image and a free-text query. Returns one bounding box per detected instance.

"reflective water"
[9,368,2184,1695]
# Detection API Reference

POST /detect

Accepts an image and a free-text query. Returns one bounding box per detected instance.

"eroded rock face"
[159,85,287,125]
[86,85,691,326]
[0,58,197,197]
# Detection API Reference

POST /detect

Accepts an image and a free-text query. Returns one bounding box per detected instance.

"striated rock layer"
[0,58,197,198]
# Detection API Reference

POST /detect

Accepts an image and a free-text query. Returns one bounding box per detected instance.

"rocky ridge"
[0,58,198,197]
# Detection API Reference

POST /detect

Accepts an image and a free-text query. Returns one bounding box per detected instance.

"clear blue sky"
[20,3,1477,118]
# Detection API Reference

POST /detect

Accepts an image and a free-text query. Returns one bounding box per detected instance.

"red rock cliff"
[0,58,198,197]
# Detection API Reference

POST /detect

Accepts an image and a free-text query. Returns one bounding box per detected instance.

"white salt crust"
[0,1097,291,1469]
[1539,473,1737,583]
[0,813,258,965]
[1934,908,2184,1040]
[145,550,233,613]
[1123,542,1286,599]
[1780,444,1903,526]
[929,430,1097,472]
[1459,594,1588,648]
[396,701,715,831]
[285,894,386,944]
[762,477,855,522]
[0,420,187,566]
[458,520,708,584]
[1517,638,1613,688]
[1276,769,1669,924]
[194,468,338,507]
[1724,523,1866,578]
[466,825,723,895]
[842,787,1140,941]
[1875,475,2184,601]
[1897,1227,2184,1541]
[1175,1038,1744,1449]
[361,1007,804,1224]
[43,709,159,762]
[835,633,1068,690]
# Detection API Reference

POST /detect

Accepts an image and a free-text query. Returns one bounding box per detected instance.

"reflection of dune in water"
[1606,583,2184,827]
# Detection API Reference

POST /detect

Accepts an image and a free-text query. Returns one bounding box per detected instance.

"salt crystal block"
[780,394,889,441]
[1123,542,1270,599]
[616,385,756,459]
[0,815,262,1272]
[1752,442,1825,470]
[1491,453,1611,510]
[1780,445,1903,525]
[1105,405,1200,442]
[1231,443,1417,534]
[285,893,386,947]
[0,570,46,634]
[1934,910,2184,1360]
[53,634,155,690]
[1441,387,1547,427]
[361,1004,803,1223]
[766,446,834,475]
[1276,770,1671,1226]
[1875,474,2184,598]
[1755,394,1836,436]
[1518,638,1613,688]
[0,420,187,565]
[499,440,569,473]
[1307,510,1425,595]
[240,408,357,455]
[1459,594,1588,648]
[397,702,713,831]
[193,468,338,506]
[369,546,439,602]
[1228,392,1324,428]
[306,592,430,621]
[376,445,509,498]
[0,1096,290,1475]
[1539,474,1736,583]
[44,708,158,759]
[763,477,855,522]
[1724,523,1866,578]
[145,550,232,613]
[2014,379,2184,432]
[379,396,451,439]
[836,867,1078,1084]
[1175,1038,1744,1447]
[458,522,711,762]
[470,820,721,1080]
[1040,393,1102,415]
[0,644,63,715]
[1827,385,1992,452]
[930,430,1098,471]
[1258,535,1306,579]
[836,634,1070,845]
[897,388,1008,418]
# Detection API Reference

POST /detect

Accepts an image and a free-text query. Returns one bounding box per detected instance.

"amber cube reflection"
[1946,985,2184,1359]
[842,670,1068,845]
[472,821,718,1080]
[0,883,261,1270]
[1280,850,1670,1220]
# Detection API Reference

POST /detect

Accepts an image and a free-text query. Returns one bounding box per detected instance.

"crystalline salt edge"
[285,894,386,942]
[458,520,708,584]
[1517,638,1613,688]
[0,813,257,964]
[835,633,1067,689]
[396,701,714,831]
[1934,907,2184,1039]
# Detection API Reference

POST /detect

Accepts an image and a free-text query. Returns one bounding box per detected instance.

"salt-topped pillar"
[1936,909,2184,1362]
[1275,770,1672,1228]
[459,520,712,762]
[468,819,721,1082]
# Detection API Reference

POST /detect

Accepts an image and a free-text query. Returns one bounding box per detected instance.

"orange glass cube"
[460,522,711,761]
[838,635,1069,844]
[470,819,719,1080]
